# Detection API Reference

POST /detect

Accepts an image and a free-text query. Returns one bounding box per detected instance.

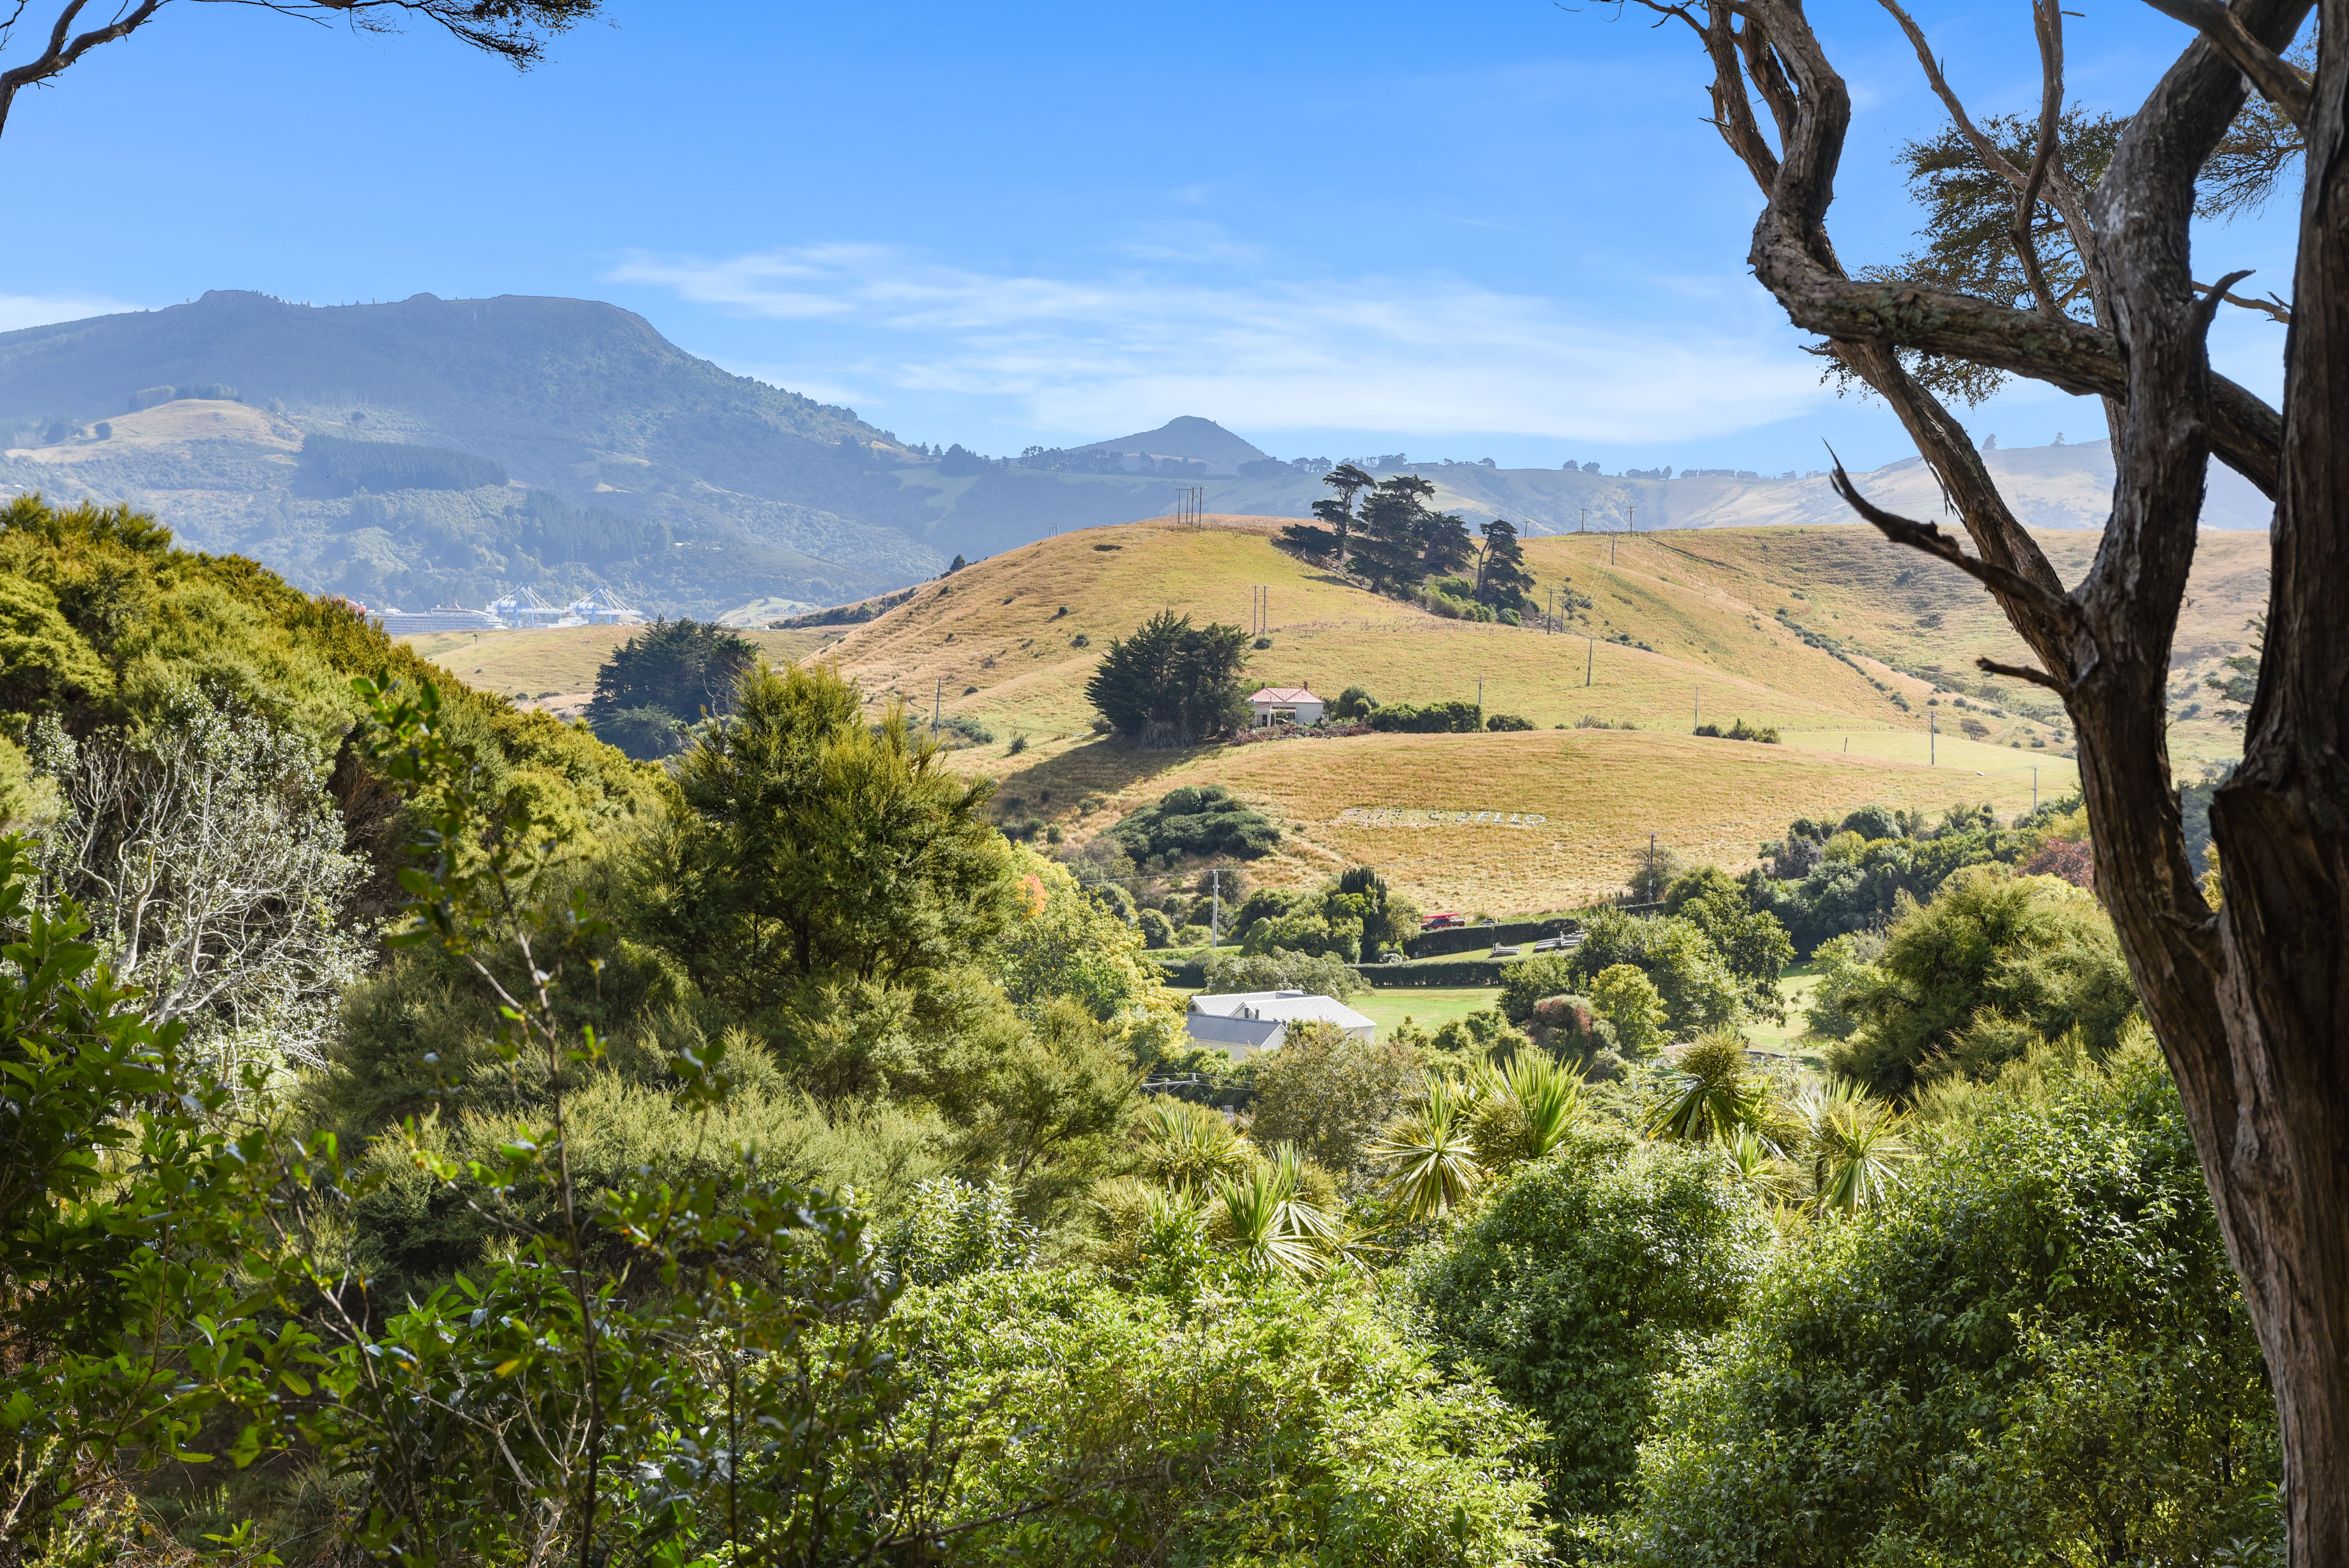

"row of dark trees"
[1278,464,1537,610]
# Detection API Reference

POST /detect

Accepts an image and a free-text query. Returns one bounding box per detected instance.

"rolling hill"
[1,293,2269,629]
[416,515,2264,913]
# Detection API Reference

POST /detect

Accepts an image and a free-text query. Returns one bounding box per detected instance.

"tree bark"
[2206,0,2349,1549]
[1650,0,2349,1557]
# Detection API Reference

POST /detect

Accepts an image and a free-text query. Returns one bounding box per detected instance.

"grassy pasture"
[397,624,836,710]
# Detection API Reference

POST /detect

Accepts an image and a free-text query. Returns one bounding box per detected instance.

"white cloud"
[608,244,1823,444]
[0,292,144,332]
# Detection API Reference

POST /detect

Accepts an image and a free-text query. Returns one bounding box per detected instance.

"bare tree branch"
[2138,0,2312,130]
[2194,273,2293,323]
[1825,451,2085,649]
[0,0,600,140]
[0,1,163,139]
[1975,656,2069,692]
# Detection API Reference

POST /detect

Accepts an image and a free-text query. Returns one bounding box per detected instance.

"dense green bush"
[1084,609,1251,743]
[1108,783,1280,865]
[299,432,508,494]
[1249,1020,1420,1176]
[1201,946,1362,1000]
[1485,711,1535,731]
[1620,1046,2279,1566]
[1826,867,2138,1099]
[1367,699,1483,733]
[1563,907,1745,1037]
[1408,1128,1770,1524]
[893,1269,1550,1565]
[585,616,758,756]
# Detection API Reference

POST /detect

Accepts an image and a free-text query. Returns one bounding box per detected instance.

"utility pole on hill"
[1586,636,1593,687]
[1210,868,1221,947]
[932,679,941,739]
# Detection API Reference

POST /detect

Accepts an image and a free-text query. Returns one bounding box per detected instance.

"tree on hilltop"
[1624,0,2349,1551]
[1278,462,1377,566]
[0,0,602,142]
[1474,519,1535,613]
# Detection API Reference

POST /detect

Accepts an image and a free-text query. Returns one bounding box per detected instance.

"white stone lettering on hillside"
[1336,807,1550,827]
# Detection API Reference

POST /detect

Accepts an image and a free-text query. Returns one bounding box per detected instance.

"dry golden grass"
[825,520,1919,738]
[398,624,835,709]
[820,515,2247,914]
[978,726,2077,914]
[383,517,2242,917]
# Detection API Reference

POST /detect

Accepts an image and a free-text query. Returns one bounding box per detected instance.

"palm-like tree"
[1134,1097,1250,1188]
[1371,1073,1487,1220]
[1467,1049,1585,1167]
[1648,1029,1774,1146]
[1801,1079,1912,1213]
[1212,1145,1333,1280]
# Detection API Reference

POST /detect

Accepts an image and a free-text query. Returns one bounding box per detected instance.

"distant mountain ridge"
[0,291,2269,620]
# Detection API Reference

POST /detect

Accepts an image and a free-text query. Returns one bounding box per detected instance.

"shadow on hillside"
[984,736,1218,817]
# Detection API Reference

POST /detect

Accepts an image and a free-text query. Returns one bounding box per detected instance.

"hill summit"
[1069,416,1270,474]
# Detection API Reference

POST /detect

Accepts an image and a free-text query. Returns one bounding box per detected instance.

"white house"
[1184,990,1374,1060]
[1248,686,1324,726]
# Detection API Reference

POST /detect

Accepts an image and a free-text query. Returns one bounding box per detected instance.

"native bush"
[1620,1045,2279,1566]
[1108,783,1280,866]
[1408,1127,1770,1526]
[1827,866,2138,1100]
[298,433,507,494]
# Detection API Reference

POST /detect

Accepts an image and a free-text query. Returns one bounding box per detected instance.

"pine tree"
[1474,519,1536,611]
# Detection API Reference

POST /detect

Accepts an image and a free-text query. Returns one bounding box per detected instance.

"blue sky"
[0,0,2297,472]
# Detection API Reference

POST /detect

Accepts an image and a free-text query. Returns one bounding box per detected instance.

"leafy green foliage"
[1367,698,1483,732]
[1588,963,1668,1055]
[297,432,508,494]
[629,658,1017,1020]
[0,494,648,839]
[1473,519,1536,611]
[1623,1047,2278,1566]
[1692,716,1779,742]
[585,616,758,757]
[1201,945,1362,1000]
[1408,1128,1770,1523]
[889,1270,1551,1565]
[1083,609,1252,743]
[1349,474,1473,593]
[1107,783,1280,866]
[1747,802,2040,955]
[1825,867,2138,1100]
[1566,906,1747,1039]
[0,837,312,1551]
[1249,1020,1421,1177]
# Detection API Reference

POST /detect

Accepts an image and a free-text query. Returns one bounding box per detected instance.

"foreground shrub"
[1618,1045,2278,1566]
[1408,1128,1770,1525]
[896,1269,1551,1566]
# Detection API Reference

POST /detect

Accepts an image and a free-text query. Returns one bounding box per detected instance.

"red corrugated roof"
[1249,686,1317,702]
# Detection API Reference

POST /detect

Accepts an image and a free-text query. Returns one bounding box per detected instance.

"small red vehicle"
[1423,913,1467,930]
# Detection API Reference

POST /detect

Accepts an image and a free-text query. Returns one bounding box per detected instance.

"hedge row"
[1404,918,1579,959]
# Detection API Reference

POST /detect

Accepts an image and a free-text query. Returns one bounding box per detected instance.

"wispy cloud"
[0,293,144,333]
[608,243,1821,444]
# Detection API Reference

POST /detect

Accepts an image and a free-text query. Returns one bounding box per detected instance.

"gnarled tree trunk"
[1646,0,2347,1557]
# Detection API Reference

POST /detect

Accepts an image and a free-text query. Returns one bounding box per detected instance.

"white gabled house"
[1184,990,1374,1060]
[1248,686,1324,726]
